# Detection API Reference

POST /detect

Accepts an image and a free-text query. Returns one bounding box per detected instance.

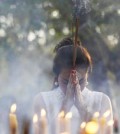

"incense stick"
[73,18,79,68]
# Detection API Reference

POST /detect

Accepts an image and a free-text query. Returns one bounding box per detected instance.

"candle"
[33,114,39,134]
[57,111,72,134]
[9,104,18,134]
[85,121,99,134]
[99,109,111,134]
[57,111,65,134]
[93,112,100,119]
[39,109,48,134]
[60,132,69,134]
[106,119,114,134]
[107,119,114,127]
[92,112,100,125]
[99,117,106,134]
[103,110,110,118]
[65,112,72,134]
[80,122,86,134]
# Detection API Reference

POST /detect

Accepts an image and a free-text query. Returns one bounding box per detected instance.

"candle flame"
[85,121,99,134]
[93,112,100,118]
[65,112,72,119]
[33,114,38,123]
[10,103,17,113]
[58,111,65,118]
[41,109,46,117]
[80,122,86,129]
[103,110,110,118]
[107,120,114,126]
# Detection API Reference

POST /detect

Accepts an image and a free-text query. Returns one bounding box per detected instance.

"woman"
[33,37,113,134]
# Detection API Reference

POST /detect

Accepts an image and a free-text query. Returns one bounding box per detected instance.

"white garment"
[33,87,113,134]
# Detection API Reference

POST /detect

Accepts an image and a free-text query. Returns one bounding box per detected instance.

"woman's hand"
[70,70,83,108]
[74,84,84,110]
[60,69,87,116]
[60,71,75,113]
[71,70,92,121]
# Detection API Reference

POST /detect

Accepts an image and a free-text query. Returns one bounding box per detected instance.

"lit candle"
[9,103,18,134]
[33,114,39,134]
[99,110,111,134]
[57,111,66,134]
[80,122,86,134]
[92,112,100,126]
[103,110,110,118]
[99,117,106,134]
[60,132,69,134]
[107,119,114,127]
[85,121,99,134]
[93,112,100,120]
[106,119,114,134]
[65,112,72,134]
[39,109,48,134]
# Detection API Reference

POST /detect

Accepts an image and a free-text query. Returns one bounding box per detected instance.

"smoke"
[72,0,91,27]
[0,45,54,131]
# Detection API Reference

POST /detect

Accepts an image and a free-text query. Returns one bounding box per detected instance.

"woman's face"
[58,68,88,93]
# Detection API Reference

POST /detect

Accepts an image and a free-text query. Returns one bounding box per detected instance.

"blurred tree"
[0,0,120,82]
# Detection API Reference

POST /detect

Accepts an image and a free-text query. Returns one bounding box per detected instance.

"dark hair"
[53,37,92,76]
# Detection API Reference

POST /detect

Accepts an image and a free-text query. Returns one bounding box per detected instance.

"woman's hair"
[53,37,92,76]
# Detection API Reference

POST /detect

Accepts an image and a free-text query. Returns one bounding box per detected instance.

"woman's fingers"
[70,69,79,85]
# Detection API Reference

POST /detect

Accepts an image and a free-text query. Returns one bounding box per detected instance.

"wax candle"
[106,119,114,134]
[93,112,100,119]
[80,122,86,134]
[60,133,69,134]
[99,109,111,134]
[99,117,106,134]
[39,109,48,134]
[103,110,110,118]
[33,114,39,134]
[107,119,114,127]
[85,121,99,134]
[9,104,18,134]
[57,111,65,134]
[65,112,72,134]
[92,112,100,125]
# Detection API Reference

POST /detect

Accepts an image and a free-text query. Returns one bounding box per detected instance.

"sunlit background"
[0,0,120,133]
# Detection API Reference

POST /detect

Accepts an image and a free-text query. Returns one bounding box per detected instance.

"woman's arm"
[60,76,75,114]
[65,69,93,121]
[74,86,93,122]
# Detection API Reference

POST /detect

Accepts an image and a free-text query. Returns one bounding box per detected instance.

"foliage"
[0,0,120,82]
